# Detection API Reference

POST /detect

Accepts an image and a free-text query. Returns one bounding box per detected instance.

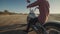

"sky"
[0,0,60,14]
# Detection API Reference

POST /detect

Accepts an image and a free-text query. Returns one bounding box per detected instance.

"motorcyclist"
[26,0,50,33]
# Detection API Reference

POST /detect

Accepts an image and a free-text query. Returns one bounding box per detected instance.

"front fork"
[26,18,48,34]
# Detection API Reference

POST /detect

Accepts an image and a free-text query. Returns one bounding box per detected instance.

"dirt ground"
[0,14,60,34]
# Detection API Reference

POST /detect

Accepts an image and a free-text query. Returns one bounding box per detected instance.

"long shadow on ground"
[0,30,27,34]
[0,24,27,31]
[0,24,27,34]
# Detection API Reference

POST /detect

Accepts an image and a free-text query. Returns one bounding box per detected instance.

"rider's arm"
[27,1,39,8]
[27,0,45,8]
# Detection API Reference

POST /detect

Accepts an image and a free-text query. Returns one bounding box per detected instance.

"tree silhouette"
[4,10,9,13]
[0,10,18,15]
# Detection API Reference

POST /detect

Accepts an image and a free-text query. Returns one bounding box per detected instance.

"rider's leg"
[38,8,49,25]
[37,8,49,34]
[26,18,34,33]
[26,17,38,33]
[26,22,31,33]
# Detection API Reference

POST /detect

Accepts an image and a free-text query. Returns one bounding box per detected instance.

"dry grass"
[0,15,27,26]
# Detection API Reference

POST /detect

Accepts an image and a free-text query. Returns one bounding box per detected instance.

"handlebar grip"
[27,0,30,3]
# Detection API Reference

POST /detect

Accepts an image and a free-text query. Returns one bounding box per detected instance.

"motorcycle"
[26,0,60,34]
[26,7,60,34]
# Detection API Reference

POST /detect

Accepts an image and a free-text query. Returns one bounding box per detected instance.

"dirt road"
[0,14,60,34]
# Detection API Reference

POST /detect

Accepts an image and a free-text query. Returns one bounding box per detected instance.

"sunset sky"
[0,0,60,14]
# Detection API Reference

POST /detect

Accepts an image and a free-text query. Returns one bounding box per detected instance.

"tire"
[44,21,60,34]
[32,23,48,34]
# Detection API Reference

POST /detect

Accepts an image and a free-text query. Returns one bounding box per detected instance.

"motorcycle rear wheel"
[44,22,60,34]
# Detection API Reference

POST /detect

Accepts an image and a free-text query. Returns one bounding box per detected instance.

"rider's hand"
[27,0,30,3]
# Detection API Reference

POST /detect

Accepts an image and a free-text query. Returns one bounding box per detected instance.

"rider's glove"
[27,0,30,3]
